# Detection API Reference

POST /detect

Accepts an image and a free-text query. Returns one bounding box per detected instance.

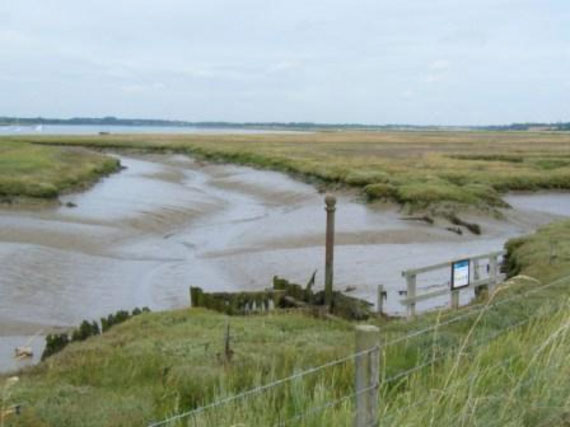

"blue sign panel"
[451,259,470,290]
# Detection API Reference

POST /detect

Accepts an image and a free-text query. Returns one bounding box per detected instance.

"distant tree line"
[41,307,150,360]
[480,122,570,131]
[1,116,569,132]
[0,116,434,130]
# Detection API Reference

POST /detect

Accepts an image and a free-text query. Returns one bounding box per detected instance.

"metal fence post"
[406,274,417,319]
[355,325,380,427]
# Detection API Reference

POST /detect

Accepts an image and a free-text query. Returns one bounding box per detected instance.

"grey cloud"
[1,0,569,124]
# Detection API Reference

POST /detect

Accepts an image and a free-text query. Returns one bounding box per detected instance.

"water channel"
[1,153,569,372]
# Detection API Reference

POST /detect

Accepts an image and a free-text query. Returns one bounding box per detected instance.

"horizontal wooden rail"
[401,250,505,277]
[400,250,506,318]
[399,278,495,305]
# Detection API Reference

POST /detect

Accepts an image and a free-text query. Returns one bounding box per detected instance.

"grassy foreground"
[0,140,119,202]
[1,220,569,426]
[6,131,570,209]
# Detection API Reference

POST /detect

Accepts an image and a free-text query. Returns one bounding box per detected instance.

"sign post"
[451,259,470,309]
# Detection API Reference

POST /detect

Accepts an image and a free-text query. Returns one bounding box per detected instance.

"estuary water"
[0,153,568,372]
[0,124,303,136]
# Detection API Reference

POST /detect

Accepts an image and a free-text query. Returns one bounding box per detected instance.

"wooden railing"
[400,250,505,318]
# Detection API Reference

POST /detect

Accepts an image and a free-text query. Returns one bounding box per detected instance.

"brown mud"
[1,153,568,372]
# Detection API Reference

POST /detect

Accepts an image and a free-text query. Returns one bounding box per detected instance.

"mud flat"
[1,154,568,372]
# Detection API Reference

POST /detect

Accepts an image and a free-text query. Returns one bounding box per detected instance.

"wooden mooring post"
[354,325,380,427]
[324,195,336,309]
[377,284,386,315]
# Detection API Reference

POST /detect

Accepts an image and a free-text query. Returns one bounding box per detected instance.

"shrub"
[41,333,70,361]
[43,307,151,360]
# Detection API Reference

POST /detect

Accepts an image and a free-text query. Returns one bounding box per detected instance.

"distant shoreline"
[1,116,569,132]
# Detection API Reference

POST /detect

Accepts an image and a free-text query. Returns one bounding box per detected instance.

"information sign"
[451,259,470,289]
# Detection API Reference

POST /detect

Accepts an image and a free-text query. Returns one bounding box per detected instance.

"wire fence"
[379,346,537,424]
[148,347,377,427]
[382,272,570,348]
[148,274,570,427]
[382,313,536,386]
[275,383,378,427]
[273,310,551,427]
[379,317,570,425]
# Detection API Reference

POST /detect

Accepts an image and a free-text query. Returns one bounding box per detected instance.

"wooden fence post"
[377,284,385,315]
[450,290,460,310]
[223,321,233,362]
[489,256,498,295]
[473,259,487,298]
[355,325,380,427]
[190,287,203,307]
[473,259,480,281]
[406,274,417,319]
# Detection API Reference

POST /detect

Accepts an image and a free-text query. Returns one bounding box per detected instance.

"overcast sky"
[1,0,569,125]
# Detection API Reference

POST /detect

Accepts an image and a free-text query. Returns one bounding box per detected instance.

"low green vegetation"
[41,308,151,361]
[5,131,570,210]
[0,140,120,202]
[1,220,569,426]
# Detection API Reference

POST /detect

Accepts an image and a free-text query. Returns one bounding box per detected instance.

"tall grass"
[3,274,569,425]
[146,300,570,427]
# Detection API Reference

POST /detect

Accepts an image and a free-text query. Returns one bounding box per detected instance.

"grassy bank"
[6,131,570,210]
[2,220,569,426]
[0,140,120,202]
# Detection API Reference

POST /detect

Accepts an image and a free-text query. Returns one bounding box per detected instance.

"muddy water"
[1,154,568,372]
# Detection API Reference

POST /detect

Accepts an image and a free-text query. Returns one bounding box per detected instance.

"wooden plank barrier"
[400,250,505,318]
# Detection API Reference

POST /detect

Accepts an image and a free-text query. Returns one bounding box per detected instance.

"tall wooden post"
[324,195,337,309]
[355,325,380,427]
[377,284,385,315]
[406,273,417,319]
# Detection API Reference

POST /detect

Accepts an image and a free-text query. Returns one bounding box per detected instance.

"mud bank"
[1,154,568,372]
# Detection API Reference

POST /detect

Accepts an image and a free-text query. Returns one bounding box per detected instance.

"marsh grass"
[6,131,570,209]
[0,140,119,201]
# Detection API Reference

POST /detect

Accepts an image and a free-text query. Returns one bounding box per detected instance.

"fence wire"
[275,383,378,427]
[379,334,569,426]
[149,274,570,427]
[277,308,554,427]
[148,347,377,426]
[382,273,570,348]
[382,313,537,386]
